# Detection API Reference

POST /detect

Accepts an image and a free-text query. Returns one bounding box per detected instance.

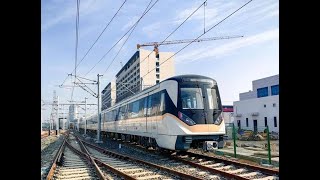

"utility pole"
[56,96,59,135]
[96,74,103,143]
[84,97,87,135]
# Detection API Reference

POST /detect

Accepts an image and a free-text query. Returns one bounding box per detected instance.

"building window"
[237,120,241,128]
[246,118,248,127]
[264,104,266,108]
[273,103,276,107]
[264,117,268,127]
[274,117,277,127]
[156,62,159,67]
[156,74,160,79]
[257,87,268,98]
[271,85,279,95]
[156,80,160,84]
[156,68,160,73]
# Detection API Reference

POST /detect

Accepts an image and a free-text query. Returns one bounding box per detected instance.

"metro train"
[80,75,225,151]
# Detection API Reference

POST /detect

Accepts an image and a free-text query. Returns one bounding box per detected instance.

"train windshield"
[181,88,204,109]
[207,88,218,109]
[178,78,222,124]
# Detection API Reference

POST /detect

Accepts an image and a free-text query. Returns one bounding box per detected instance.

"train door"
[146,94,152,134]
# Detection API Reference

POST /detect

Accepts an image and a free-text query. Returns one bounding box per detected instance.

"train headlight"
[178,111,196,126]
[214,115,223,125]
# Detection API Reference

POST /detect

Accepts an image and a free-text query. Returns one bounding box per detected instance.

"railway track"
[46,133,102,180]
[89,135,279,180]
[75,134,222,180]
[51,146,99,179]
[85,143,176,179]
[170,151,279,180]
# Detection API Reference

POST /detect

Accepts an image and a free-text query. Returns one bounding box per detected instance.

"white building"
[233,75,279,133]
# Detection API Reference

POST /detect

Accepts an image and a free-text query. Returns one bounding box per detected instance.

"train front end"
[164,75,225,151]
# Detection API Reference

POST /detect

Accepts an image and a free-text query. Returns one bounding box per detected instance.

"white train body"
[82,75,225,150]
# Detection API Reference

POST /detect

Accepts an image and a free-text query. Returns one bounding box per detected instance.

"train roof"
[165,74,217,83]
[103,74,217,111]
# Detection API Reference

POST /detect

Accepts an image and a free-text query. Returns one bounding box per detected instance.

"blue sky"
[41,0,279,120]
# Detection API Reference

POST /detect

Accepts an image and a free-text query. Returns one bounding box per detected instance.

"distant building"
[68,104,78,123]
[222,105,234,124]
[233,74,279,133]
[115,49,175,102]
[101,82,116,111]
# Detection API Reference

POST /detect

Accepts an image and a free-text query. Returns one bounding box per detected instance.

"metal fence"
[224,123,279,165]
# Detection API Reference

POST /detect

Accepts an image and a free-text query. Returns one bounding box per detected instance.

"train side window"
[159,92,166,114]
[107,111,112,122]
[138,97,146,117]
[131,100,140,118]
[119,105,127,120]
[127,103,132,118]
[151,92,161,116]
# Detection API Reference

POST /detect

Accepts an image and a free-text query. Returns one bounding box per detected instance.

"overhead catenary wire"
[76,76,97,96]
[100,22,138,76]
[135,0,208,69]
[100,0,207,99]
[204,1,207,33]
[82,0,159,77]
[60,0,127,87]
[100,0,156,76]
[76,0,127,70]
[141,0,254,80]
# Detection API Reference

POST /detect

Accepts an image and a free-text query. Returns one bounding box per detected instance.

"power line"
[77,0,127,70]
[75,0,80,79]
[100,22,138,76]
[71,0,81,101]
[100,0,156,76]
[60,74,71,87]
[100,0,207,98]
[82,0,159,77]
[60,0,127,87]
[141,0,253,80]
[135,0,208,69]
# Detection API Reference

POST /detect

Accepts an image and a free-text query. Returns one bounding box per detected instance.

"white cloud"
[142,22,162,37]
[113,34,128,53]
[171,0,278,34]
[176,28,279,63]
[42,0,104,32]
[174,2,233,24]
[121,16,139,31]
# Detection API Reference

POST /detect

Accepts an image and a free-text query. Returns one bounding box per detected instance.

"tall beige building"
[115,49,175,102]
